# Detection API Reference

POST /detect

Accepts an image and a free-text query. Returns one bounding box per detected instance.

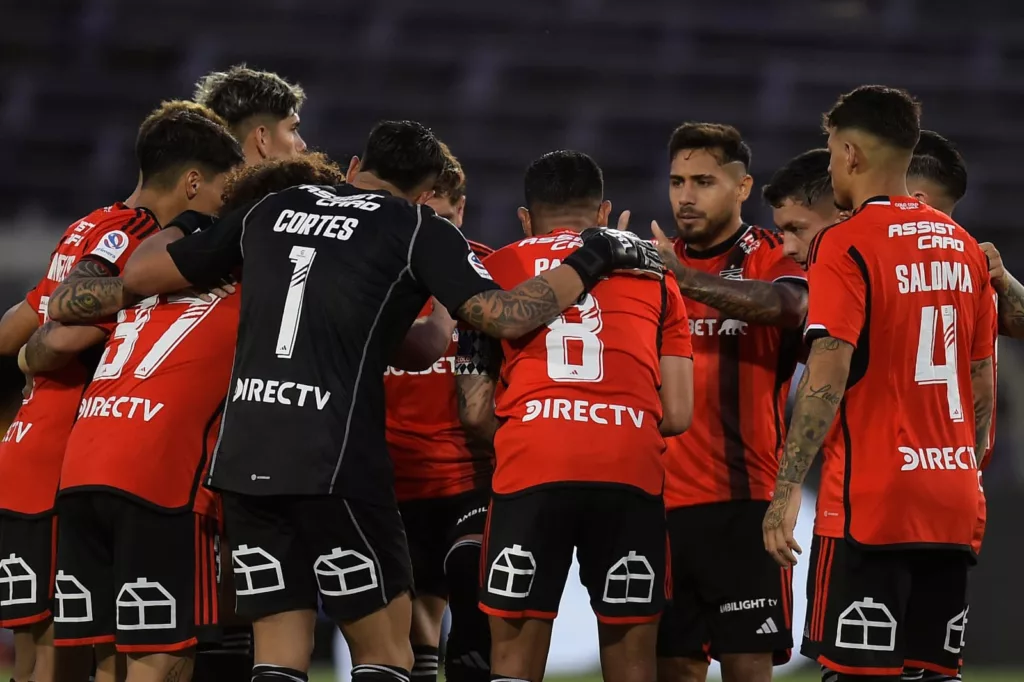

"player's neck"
[532,218,592,236]
[350,172,406,201]
[850,172,911,210]
[686,213,745,253]
[124,174,143,205]
[128,188,182,228]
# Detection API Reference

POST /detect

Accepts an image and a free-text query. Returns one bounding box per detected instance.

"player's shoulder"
[745,224,785,252]
[805,219,858,267]
[467,239,495,259]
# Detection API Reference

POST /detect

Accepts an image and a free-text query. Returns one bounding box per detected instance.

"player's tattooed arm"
[970,356,995,456]
[47,259,138,324]
[456,374,499,446]
[458,266,584,339]
[775,336,852,486]
[672,266,807,328]
[994,273,1024,339]
[23,321,107,373]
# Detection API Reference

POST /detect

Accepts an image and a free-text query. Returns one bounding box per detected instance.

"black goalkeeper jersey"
[166,183,499,502]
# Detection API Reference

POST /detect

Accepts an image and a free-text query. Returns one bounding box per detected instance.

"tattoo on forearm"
[460,278,563,338]
[49,260,136,322]
[971,356,994,451]
[776,337,853,486]
[997,275,1024,339]
[664,252,806,327]
[763,480,796,530]
[24,322,67,374]
[456,375,499,445]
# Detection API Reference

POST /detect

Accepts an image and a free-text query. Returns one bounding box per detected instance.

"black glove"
[562,227,665,291]
[166,210,217,235]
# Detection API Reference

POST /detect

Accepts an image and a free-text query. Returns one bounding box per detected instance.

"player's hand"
[616,210,632,232]
[197,277,237,302]
[650,220,684,278]
[563,227,665,290]
[979,242,1008,291]
[428,297,457,337]
[763,482,803,567]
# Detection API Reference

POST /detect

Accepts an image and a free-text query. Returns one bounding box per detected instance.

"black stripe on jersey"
[806,223,842,267]
[719,242,751,499]
[189,400,227,511]
[771,329,802,463]
[124,208,159,236]
[756,226,782,249]
[656,277,668,356]
[844,246,871,389]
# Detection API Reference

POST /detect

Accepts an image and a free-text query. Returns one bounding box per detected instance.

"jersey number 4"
[546,293,604,382]
[915,304,964,422]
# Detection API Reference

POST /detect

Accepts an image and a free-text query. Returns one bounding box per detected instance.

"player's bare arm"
[23,320,107,374]
[47,259,134,323]
[456,374,499,444]
[457,268,580,339]
[391,300,456,371]
[763,336,853,567]
[652,220,806,327]
[971,356,995,455]
[979,241,1024,338]
[0,300,40,355]
[658,355,694,436]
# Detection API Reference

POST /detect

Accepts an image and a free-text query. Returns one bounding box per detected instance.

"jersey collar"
[682,223,752,260]
[852,195,895,216]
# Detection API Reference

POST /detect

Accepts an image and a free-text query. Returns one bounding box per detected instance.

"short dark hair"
[524,150,604,210]
[221,152,347,214]
[360,120,447,193]
[668,122,751,168]
[142,99,229,128]
[136,107,244,188]
[193,65,306,132]
[823,85,921,150]
[434,141,467,203]
[908,130,967,203]
[762,149,833,208]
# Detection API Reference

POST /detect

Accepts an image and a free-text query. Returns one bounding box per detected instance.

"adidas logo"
[756,617,779,635]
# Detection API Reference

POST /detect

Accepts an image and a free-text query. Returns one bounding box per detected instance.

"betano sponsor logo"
[689,318,748,336]
[385,356,456,376]
[522,398,645,428]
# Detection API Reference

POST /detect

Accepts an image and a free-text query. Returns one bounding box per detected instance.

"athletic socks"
[490,676,531,682]
[251,663,308,682]
[194,626,254,681]
[351,664,411,682]
[918,672,961,682]
[411,645,440,682]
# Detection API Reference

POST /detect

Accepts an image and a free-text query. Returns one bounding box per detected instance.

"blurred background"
[2,0,1023,679]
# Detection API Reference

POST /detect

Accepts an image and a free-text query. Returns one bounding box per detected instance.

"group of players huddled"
[0,64,1018,682]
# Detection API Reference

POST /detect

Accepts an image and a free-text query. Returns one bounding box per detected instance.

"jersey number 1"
[276,245,316,359]
[546,293,604,382]
[914,304,963,422]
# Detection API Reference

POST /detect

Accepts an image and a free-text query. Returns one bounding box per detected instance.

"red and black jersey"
[663,225,806,509]
[0,203,156,517]
[805,197,994,550]
[385,240,495,501]
[60,290,240,517]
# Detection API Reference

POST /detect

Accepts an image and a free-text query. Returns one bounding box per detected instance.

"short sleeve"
[81,211,159,275]
[166,204,249,288]
[454,325,502,377]
[409,213,501,315]
[803,233,867,347]
[25,283,43,318]
[972,279,997,361]
[660,275,693,358]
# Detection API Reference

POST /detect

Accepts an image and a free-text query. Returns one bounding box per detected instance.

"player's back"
[61,290,241,517]
[0,203,156,516]
[484,230,689,496]
[806,197,993,548]
[209,184,465,501]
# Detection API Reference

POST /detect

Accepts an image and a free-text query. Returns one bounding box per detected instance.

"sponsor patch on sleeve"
[89,230,130,263]
[468,252,493,280]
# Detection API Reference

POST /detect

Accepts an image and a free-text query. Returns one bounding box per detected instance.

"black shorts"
[222,493,413,623]
[399,488,489,598]
[803,535,969,678]
[0,513,57,629]
[481,485,667,624]
[658,500,793,663]
[52,492,219,653]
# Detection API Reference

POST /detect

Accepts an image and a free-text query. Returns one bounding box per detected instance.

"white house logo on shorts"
[835,597,897,651]
[53,571,93,623]
[232,545,285,596]
[116,578,176,631]
[944,607,968,654]
[468,252,493,280]
[602,551,654,604]
[90,230,130,263]
[314,548,379,597]
[487,544,536,599]
[0,554,37,606]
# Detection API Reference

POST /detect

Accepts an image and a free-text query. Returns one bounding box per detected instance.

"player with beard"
[384,145,494,682]
[648,123,806,682]
[0,106,242,682]
[764,85,994,682]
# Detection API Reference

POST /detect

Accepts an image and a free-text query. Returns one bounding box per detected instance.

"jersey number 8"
[546,293,604,382]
